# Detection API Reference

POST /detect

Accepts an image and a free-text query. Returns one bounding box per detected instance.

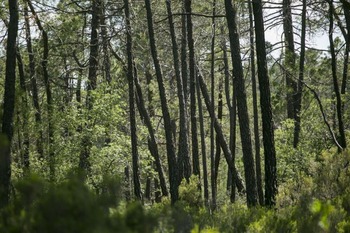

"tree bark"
[328,0,347,150]
[124,0,142,200]
[16,49,30,172]
[214,77,223,194]
[210,0,217,209]
[293,0,306,148]
[222,38,236,202]
[252,0,277,206]
[100,0,111,84]
[144,0,179,204]
[224,0,258,206]
[79,0,101,171]
[248,0,264,205]
[166,0,191,182]
[181,2,188,102]
[0,0,18,208]
[341,0,350,96]
[185,0,200,178]
[282,0,297,119]
[196,72,209,203]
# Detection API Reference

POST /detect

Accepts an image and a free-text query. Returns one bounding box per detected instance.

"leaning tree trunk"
[214,77,223,196]
[144,0,179,204]
[196,72,209,204]
[124,0,142,200]
[135,72,169,198]
[0,0,18,209]
[197,70,245,195]
[224,0,258,206]
[252,0,278,206]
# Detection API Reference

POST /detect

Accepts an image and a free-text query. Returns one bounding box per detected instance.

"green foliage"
[0,173,157,233]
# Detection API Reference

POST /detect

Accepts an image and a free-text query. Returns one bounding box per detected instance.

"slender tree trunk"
[328,0,347,150]
[224,0,258,206]
[144,0,178,204]
[282,0,297,119]
[252,0,277,206]
[0,0,18,208]
[166,0,191,182]
[222,38,236,202]
[196,73,209,203]
[16,49,30,172]
[24,3,43,159]
[124,0,142,200]
[248,0,264,205]
[124,165,131,201]
[341,1,350,96]
[214,77,223,192]
[210,0,217,209]
[293,0,306,148]
[101,0,111,84]
[79,0,101,171]
[185,0,200,178]
[181,2,188,102]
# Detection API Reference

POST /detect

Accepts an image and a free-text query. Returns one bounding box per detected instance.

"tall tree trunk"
[24,3,43,159]
[252,0,277,206]
[124,0,142,200]
[196,73,209,203]
[79,0,101,171]
[328,0,347,150]
[185,0,200,178]
[248,0,264,205]
[282,0,297,119]
[101,0,111,84]
[16,49,30,172]
[144,0,179,204]
[166,0,191,182]
[181,2,188,102]
[293,0,306,148]
[210,0,217,210]
[341,1,350,96]
[214,77,223,193]
[224,0,258,206]
[0,0,18,208]
[222,38,236,202]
